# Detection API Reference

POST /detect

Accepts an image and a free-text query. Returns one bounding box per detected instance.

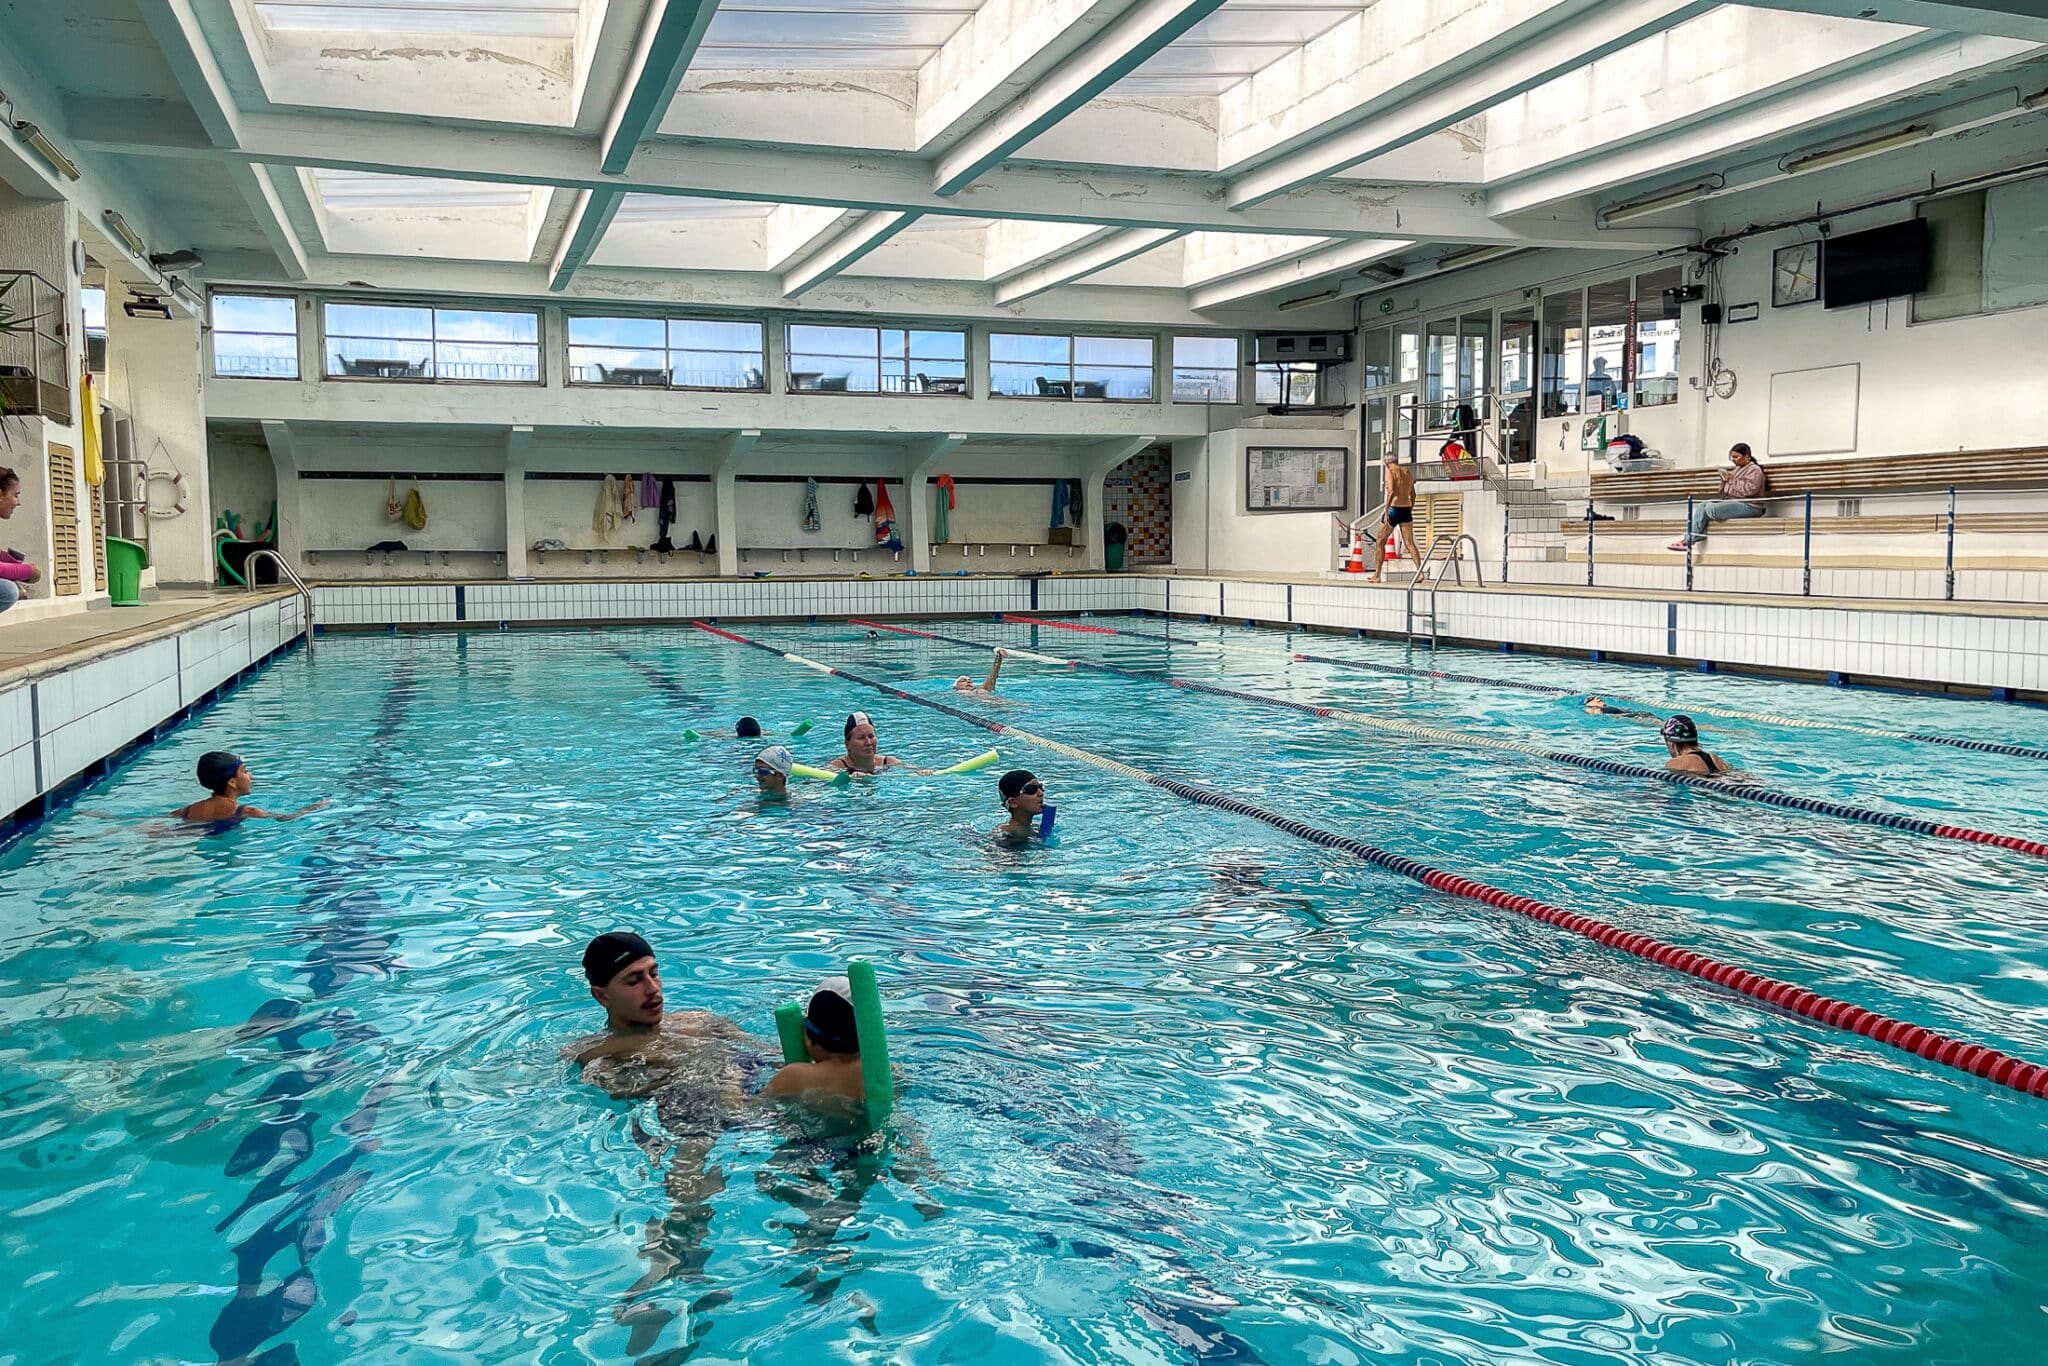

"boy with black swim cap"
[169,750,328,823]
[763,977,868,1108]
[993,769,1049,841]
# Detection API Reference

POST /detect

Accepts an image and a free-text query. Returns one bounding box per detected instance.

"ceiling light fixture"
[102,209,148,260]
[122,293,173,321]
[1433,245,1517,272]
[2022,88,2048,112]
[1598,176,1725,227]
[1779,125,1930,177]
[1358,263,1405,284]
[1277,288,1340,311]
[149,249,204,273]
[9,118,80,182]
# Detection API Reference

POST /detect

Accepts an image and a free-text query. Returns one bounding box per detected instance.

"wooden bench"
[1562,511,2048,537]
[1591,447,2048,502]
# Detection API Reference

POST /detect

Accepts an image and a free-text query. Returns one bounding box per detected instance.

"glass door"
[1499,306,1535,464]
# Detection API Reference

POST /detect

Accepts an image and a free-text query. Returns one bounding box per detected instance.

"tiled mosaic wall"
[1103,448,1173,563]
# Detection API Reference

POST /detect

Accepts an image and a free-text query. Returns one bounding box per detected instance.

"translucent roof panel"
[1113,1,1375,95]
[313,169,536,209]
[697,2,983,71]
[612,194,780,222]
[253,1,580,37]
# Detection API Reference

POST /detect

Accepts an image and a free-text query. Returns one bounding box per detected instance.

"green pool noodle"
[848,959,893,1127]
[774,1002,808,1065]
[791,763,852,785]
[683,729,703,740]
[790,720,814,737]
[934,748,1000,776]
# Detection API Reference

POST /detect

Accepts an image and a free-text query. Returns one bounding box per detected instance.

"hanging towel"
[651,477,678,552]
[81,373,105,487]
[933,474,954,544]
[595,474,619,541]
[854,482,875,518]
[640,473,658,510]
[1050,479,1069,531]
[622,475,640,521]
[873,480,897,547]
[1067,478,1083,525]
[803,477,822,533]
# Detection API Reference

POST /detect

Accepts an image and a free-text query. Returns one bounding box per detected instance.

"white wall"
[1181,419,1357,577]
[104,293,213,584]
[209,432,277,536]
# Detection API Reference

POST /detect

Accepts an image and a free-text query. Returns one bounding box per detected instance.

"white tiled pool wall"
[1,596,307,820]
[309,577,2044,696]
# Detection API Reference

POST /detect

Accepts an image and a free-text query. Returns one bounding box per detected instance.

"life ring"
[145,469,188,518]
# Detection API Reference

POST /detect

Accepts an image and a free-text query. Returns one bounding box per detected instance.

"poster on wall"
[1245,446,1346,512]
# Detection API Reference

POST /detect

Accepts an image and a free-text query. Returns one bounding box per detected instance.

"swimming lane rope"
[688,620,2048,1100]
[1000,615,2048,763]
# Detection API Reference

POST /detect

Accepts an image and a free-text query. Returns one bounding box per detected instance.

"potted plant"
[1104,520,1128,571]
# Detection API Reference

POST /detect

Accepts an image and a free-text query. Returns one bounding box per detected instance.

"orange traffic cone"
[1342,528,1367,573]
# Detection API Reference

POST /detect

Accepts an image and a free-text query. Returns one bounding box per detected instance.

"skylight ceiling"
[613,195,780,222]
[695,1,983,71]
[1114,0,1376,95]
[253,0,580,37]
[312,170,536,209]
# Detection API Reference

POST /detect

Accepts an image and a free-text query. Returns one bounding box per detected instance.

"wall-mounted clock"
[1772,240,1820,307]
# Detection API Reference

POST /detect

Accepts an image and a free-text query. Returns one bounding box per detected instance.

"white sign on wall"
[1245,447,1347,512]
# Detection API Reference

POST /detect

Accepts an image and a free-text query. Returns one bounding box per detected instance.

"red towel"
[873,481,896,545]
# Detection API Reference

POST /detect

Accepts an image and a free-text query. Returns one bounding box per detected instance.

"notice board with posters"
[1245,445,1346,512]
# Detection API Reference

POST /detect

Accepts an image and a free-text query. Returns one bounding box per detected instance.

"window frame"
[781,321,970,396]
[210,291,301,381]
[321,299,542,386]
[990,329,1158,402]
[1170,334,1241,404]
[562,312,765,392]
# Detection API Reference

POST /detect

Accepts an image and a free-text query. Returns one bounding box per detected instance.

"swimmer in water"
[764,977,869,1112]
[1583,694,1657,720]
[1661,714,1736,777]
[825,711,919,775]
[753,745,793,801]
[565,933,754,1356]
[953,647,1008,698]
[992,768,1046,842]
[169,751,328,823]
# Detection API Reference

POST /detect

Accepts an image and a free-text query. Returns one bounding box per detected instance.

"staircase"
[1488,464,1587,567]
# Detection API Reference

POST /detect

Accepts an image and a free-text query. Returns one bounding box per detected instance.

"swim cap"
[582,931,654,987]
[197,751,244,793]
[1661,715,1700,743]
[844,711,873,738]
[736,716,763,738]
[803,976,859,1055]
[755,745,793,776]
[998,769,1039,800]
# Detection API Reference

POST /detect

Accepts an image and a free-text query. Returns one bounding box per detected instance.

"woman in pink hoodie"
[0,466,43,614]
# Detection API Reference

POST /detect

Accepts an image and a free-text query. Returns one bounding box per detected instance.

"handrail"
[1402,531,1484,648]
[240,549,314,652]
[1575,481,1999,601]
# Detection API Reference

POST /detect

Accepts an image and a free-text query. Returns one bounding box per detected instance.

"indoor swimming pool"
[2,619,2044,1366]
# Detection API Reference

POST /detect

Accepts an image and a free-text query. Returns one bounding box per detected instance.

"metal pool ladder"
[1404,531,1482,649]
[240,549,315,654]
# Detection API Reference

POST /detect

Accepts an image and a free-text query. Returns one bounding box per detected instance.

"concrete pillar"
[105,283,211,585]
[901,432,964,573]
[1169,436,1209,573]
[504,425,533,577]
[1081,436,1153,571]
[711,429,759,577]
[259,419,303,568]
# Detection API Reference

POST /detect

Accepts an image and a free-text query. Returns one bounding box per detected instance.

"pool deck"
[0,588,301,688]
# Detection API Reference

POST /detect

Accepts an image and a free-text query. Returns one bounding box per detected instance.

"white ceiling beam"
[1189,239,1417,311]
[765,204,865,273]
[982,220,1120,283]
[130,0,310,279]
[601,0,724,175]
[1488,32,2041,215]
[548,188,625,291]
[1739,0,2048,41]
[1228,0,1717,208]
[781,212,922,298]
[933,0,1230,194]
[64,106,1687,249]
[995,228,1183,304]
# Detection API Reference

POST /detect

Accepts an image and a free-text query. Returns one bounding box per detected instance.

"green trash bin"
[105,536,148,607]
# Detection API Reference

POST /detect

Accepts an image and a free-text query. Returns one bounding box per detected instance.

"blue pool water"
[2,620,2045,1365]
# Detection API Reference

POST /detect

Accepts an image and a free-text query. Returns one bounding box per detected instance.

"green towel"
[934,489,949,544]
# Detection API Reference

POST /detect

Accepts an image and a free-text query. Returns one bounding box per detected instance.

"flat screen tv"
[1821,218,1930,309]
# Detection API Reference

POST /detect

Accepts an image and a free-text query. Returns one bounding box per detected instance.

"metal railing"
[1404,531,1483,649]
[1574,482,2029,603]
[239,549,314,653]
